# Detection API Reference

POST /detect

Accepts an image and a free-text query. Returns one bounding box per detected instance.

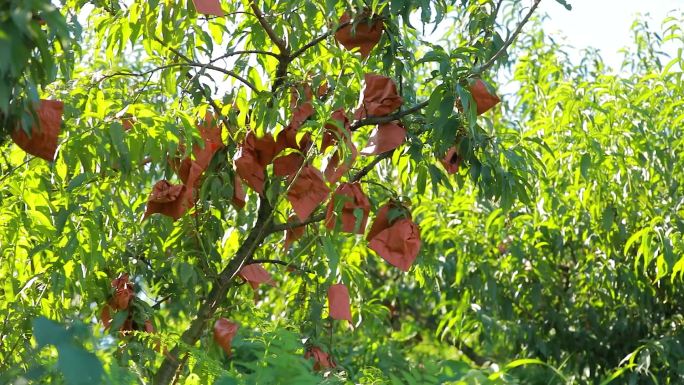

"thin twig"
[249,259,312,273]
[212,50,280,61]
[350,150,393,182]
[493,0,505,19]
[0,157,34,185]
[153,38,242,146]
[170,353,190,385]
[152,294,173,310]
[269,213,325,232]
[152,36,259,93]
[289,21,351,60]
[474,0,542,74]
[100,62,258,92]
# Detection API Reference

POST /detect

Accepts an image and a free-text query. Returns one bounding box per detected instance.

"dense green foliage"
[0,0,74,140]
[1,1,683,384]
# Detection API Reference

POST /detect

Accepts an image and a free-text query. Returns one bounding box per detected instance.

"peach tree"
[3,0,684,384]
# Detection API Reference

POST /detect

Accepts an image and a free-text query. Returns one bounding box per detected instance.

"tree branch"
[152,37,260,93]
[455,339,489,366]
[249,2,288,55]
[101,61,259,93]
[350,100,429,130]
[289,21,351,60]
[152,39,237,147]
[351,150,393,182]
[152,294,173,310]
[212,50,280,60]
[269,213,325,233]
[248,2,290,93]
[0,158,34,185]
[187,63,259,93]
[474,0,542,74]
[249,259,312,273]
[153,198,274,385]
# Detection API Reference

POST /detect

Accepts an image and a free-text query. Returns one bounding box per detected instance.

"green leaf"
[601,206,614,231]
[56,344,104,385]
[321,236,340,276]
[555,0,573,10]
[505,358,546,369]
[624,227,650,256]
[33,317,68,348]
[66,173,91,192]
[109,122,130,173]
[580,153,591,179]
[214,375,239,385]
[416,165,427,195]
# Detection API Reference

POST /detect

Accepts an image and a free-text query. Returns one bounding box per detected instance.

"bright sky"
[540,0,683,69]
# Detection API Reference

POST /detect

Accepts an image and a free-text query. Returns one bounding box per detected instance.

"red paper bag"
[287,165,330,220]
[143,180,194,220]
[305,346,336,371]
[469,79,500,115]
[172,112,224,187]
[214,318,239,356]
[11,99,64,161]
[100,303,113,329]
[321,108,351,152]
[111,273,134,310]
[325,182,371,234]
[324,144,357,184]
[440,146,461,174]
[275,84,315,155]
[234,131,277,194]
[368,218,421,272]
[238,264,275,290]
[195,113,224,164]
[276,125,312,154]
[334,13,384,58]
[360,121,406,155]
[288,84,315,131]
[232,173,246,209]
[284,215,306,249]
[273,152,305,177]
[143,319,155,334]
[327,283,352,322]
[366,202,394,242]
[354,74,403,120]
[191,0,225,16]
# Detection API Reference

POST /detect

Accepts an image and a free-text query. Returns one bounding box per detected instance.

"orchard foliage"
[1,0,683,384]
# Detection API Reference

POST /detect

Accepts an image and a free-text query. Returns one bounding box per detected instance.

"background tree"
[1,1,683,384]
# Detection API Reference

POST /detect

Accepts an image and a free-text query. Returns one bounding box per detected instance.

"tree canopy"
[1,0,683,384]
